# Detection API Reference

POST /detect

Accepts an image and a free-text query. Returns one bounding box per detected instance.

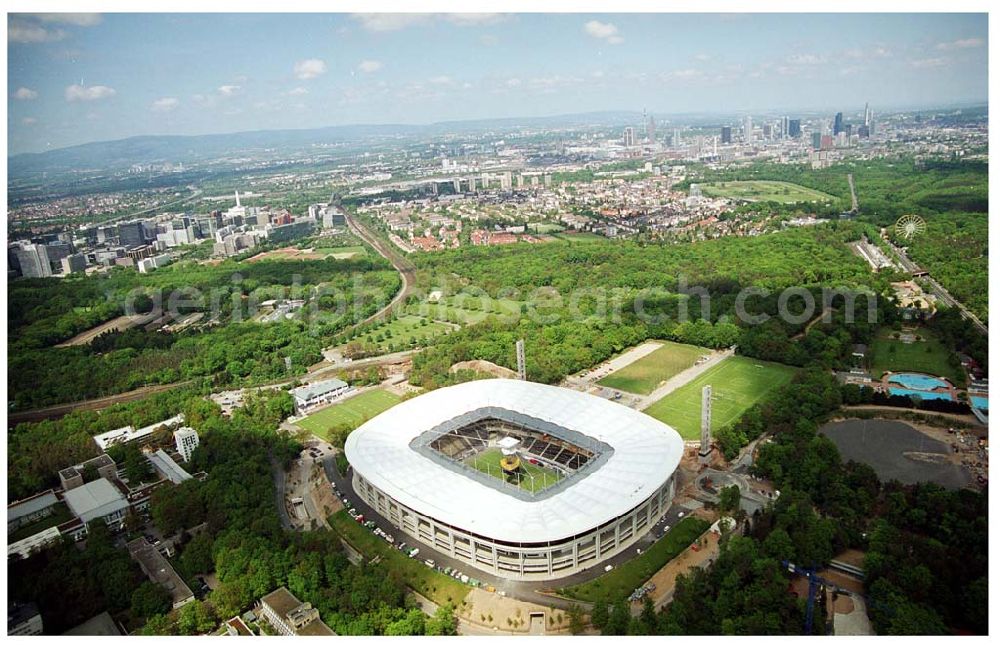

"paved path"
[841,405,986,428]
[636,348,734,410]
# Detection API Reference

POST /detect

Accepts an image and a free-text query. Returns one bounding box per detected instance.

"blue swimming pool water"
[887,373,950,391]
[971,396,989,411]
[889,387,954,401]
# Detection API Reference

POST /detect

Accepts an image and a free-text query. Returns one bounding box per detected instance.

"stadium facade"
[345,379,684,581]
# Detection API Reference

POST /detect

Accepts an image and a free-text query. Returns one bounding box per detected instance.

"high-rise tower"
[699,385,713,464]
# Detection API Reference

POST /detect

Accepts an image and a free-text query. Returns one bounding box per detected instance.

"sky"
[7,12,989,154]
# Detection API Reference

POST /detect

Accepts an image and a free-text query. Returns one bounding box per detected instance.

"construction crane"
[782,560,840,635]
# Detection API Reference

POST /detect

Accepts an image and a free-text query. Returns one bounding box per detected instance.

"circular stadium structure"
[344,379,685,581]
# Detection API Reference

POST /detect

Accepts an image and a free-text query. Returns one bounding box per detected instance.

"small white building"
[174,427,200,462]
[290,379,352,414]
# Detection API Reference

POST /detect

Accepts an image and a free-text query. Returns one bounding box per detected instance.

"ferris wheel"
[895,214,926,240]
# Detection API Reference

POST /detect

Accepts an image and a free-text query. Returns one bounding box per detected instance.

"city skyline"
[8,12,989,154]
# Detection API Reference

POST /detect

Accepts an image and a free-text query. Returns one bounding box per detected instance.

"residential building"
[58,454,117,491]
[7,490,60,534]
[13,243,52,278]
[61,253,87,274]
[62,612,123,636]
[174,427,200,462]
[127,538,194,609]
[147,450,193,485]
[93,414,184,451]
[8,602,43,636]
[258,588,335,636]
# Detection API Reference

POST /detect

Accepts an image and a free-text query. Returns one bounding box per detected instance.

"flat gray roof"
[63,478,129,523]
[8,490,59,523]
[147,450,192,485]
[290,378,348,402]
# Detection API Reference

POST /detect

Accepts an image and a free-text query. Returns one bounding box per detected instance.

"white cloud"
[287,86,308,96]
[21,117,37,126]
[444,14,505,27]
[294,58,327,80]
[583,20,623,45]
[505,78,522,87]
[358,59,383,73]
[479,34,499,46]
[936,37,984,51]
[910,57,948,69]
[694,53,712,62]
[13,87,39,100]
[31,13,102,26]
[151,97,179,112]
[64,84,116,102]
[351,13,504,32]
[8,21,66,43]
[429,75,453,85]
[787,53,826,65]
[217,85,241,96]
[351,14,429,32]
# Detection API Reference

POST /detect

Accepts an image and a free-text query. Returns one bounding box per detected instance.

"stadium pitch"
[465,447,565,493]
[296,388,402,438]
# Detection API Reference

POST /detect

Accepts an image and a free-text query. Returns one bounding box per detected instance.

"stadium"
[344,379,684,581]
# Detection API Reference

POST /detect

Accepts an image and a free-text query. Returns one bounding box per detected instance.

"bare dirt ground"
[641,529,720,612]
[55,313,150,347]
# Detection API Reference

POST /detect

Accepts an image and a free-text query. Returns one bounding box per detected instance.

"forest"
[8,255,400,410]
[9,389,458,636]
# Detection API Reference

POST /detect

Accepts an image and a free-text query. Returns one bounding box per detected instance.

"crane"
[782,560,841,635]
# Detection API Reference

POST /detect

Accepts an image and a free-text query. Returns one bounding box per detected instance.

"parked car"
[407,547,420,558]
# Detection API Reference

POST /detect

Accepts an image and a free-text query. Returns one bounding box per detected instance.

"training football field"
[465,447,564,493]
[296,389,403,437]
[597,340,709,395]
[643,356,796,440]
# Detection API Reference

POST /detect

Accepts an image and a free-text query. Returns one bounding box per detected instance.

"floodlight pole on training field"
[699,384,713,465]
[516,339,526,381]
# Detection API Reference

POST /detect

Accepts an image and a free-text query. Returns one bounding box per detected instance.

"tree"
[719,485,742,514]
[425,604,457,636]
[177,600,218,635]
[140,613,176,636]
[131,582,172,618]
[590,601,608,630]
[567,604,586,635]
[606,600,631,636]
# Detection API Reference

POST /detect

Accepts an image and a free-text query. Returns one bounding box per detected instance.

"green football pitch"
[465,447,565,493]
[296,389,402,438]
[597,341,709,395]
[643,356,796,440]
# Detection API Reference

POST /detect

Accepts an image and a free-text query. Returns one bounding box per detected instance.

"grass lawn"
[529,222,566,234]
[296,389,402,440]
[465,447,564,493]
[870,327,962,384]
[597,341,709,395]
[9,503,73,543]
[329,510,470,607]
[409,295,525,326]
[701,180,836,204]
[351,315,453,353]
[560,516,711,604]
[643,356,796,440]
[551,231,607,243]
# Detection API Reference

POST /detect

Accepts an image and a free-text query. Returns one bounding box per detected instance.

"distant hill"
[7,111,642,177]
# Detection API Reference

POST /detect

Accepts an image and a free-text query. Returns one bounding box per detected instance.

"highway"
[884,237,987,335]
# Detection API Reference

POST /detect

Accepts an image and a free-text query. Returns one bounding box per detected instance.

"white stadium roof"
[345,379,684,544]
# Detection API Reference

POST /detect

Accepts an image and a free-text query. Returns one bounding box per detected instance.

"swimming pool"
[971,396,989,411]
[887,373,950,391]
[888,387,955,402]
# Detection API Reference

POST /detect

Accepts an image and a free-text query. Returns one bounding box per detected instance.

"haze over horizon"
[8,12,988,155]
